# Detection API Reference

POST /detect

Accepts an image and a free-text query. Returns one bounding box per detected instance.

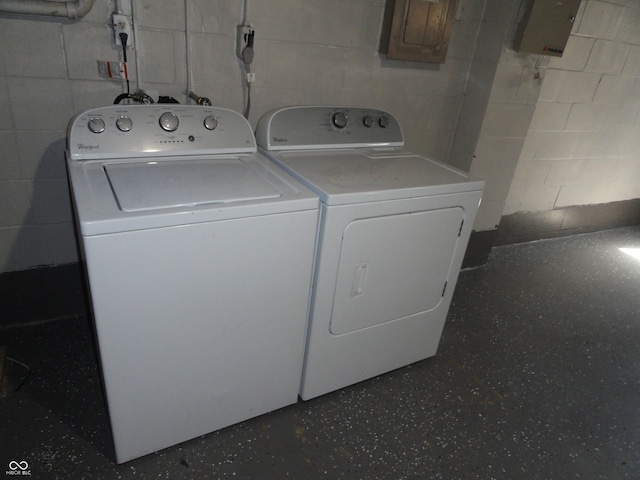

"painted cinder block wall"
[0,0,488,273]
[469,0,640,232]
[0,0,638,274]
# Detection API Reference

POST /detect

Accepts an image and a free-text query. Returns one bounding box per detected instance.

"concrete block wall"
[3,0,637,272]
[469,46,545,230]
[449,0,524,174]
[470,0,640,231]
[502,0,640,218]
[0,0,489,273]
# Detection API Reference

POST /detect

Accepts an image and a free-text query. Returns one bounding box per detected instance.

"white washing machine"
[256,106,484,401]
[66,105,319,463]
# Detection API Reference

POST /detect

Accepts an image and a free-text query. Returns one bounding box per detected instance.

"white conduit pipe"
[0,0,94,19]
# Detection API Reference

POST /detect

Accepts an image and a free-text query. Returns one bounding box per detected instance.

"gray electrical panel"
[515,0,582,57]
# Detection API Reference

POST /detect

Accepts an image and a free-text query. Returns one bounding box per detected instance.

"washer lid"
[268,149,484,205]
[105,158,281,212]
[67,151,319,236]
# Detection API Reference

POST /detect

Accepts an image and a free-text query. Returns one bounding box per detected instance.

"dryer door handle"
[351,262,369,297]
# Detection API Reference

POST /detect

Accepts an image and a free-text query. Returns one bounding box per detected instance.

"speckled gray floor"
[1,226,640,479]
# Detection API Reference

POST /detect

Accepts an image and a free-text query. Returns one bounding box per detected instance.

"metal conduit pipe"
[0,0,94,19]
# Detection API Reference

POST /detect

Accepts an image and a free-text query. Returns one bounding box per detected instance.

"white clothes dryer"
[66,105,319,463]
[256,106,484,401]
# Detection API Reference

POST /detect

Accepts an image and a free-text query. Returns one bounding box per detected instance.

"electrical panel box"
[515,0,582,57]
[379,0,457,63]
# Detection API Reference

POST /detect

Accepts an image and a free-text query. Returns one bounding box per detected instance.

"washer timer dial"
[159,112,179,132]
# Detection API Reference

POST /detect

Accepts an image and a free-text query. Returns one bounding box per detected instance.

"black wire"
[119,32,130,94]
[244,63,251,119]
[114,93,134,104]
[241,30,254,119]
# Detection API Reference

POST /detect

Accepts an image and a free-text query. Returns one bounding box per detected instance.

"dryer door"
[329,207,463,335]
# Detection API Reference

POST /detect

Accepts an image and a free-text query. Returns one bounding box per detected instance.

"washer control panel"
[255,106,404,151]
[68,105,256,160]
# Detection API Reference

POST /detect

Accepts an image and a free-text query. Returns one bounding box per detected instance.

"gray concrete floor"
[1,226,639,479]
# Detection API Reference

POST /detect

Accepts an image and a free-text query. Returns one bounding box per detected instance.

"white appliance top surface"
[104,157,281,212]
[264,148,484,205]
[66,105,319,235]
[67,152,319,236]
[255,106,484,205]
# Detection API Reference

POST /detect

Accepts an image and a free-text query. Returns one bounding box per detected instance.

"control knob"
[87,117,105,134]
[204,115,218,131]
[116,116,132,132]
[379,115,390,128]
[331,111,349,129]
[363,115,375,128]
[159,112,179,132]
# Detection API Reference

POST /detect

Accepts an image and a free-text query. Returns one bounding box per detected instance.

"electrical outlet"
[112,14,133,48]
[236,24,254,61]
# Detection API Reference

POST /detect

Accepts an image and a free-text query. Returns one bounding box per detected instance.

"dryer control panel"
[255,106,404,151]
[68,105,257,160]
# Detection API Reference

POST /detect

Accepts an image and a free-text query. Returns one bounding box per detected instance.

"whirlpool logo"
[6,461,31,476]
[76,143,100,150]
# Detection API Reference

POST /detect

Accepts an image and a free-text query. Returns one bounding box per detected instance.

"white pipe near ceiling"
[0,0,94,19]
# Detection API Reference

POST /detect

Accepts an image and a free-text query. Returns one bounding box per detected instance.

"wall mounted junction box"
[515,0,582,57]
